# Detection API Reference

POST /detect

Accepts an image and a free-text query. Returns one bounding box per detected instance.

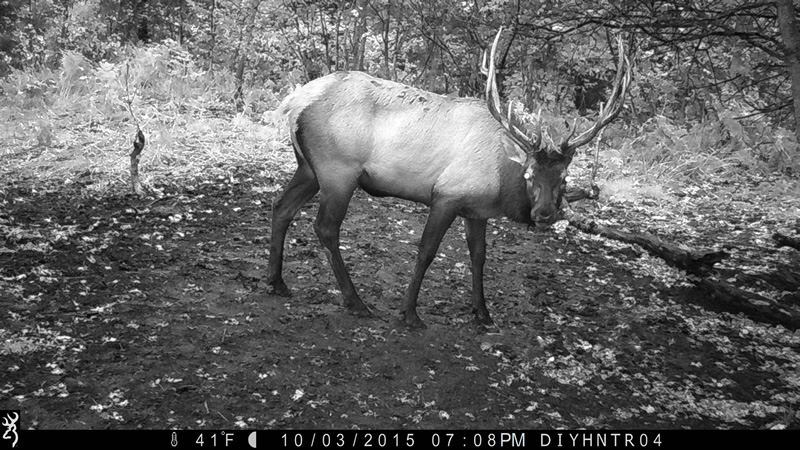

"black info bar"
[6,429,784,449]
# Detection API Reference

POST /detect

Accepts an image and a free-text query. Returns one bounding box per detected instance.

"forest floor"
[1,110,800,431]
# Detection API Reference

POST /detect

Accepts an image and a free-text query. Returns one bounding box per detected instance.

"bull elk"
[268,30,631,327]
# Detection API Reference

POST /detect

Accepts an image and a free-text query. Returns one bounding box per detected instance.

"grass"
[0,45,290,194]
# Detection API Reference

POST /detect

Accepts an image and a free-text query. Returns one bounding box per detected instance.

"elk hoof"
[402,312,427,329]
[473,314,494,326]
[268,280,292,297]
[472,308,494,326]
[347,304,374,318]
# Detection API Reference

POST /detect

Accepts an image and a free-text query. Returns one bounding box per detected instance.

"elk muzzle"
[532,207,558,230]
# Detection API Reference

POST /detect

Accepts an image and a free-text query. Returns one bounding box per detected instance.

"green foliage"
[124,42,234,107]
[62,1,123,60]
[0,41,290,189]
[614,113,800,180]
[617,116,732,180]
[2,42,238,115]
[2,0,800,182]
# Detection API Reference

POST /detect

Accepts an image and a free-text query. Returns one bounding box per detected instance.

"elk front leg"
[465,218,492,325]
[403,204,457,328]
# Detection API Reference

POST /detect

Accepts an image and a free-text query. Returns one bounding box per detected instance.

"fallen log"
[564,210,728,276]
[773,232,800,251]
[692,276,800,330]
[564,185,600,203]
[564,209,800,330]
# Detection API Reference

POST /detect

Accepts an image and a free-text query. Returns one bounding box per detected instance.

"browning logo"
[1,412,18,449]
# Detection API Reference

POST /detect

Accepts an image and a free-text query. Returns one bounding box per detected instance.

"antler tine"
[564,117,578,143]
[533,109,543,149]
[484,27,504,122]
[561,35,632,155]
[483,27,536,151]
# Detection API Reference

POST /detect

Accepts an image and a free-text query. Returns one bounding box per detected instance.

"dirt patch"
[1,169,798,429]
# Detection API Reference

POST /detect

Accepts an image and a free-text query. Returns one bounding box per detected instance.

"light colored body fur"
[278,72,532,222]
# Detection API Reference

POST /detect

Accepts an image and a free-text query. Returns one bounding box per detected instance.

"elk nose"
[534,210,554,224]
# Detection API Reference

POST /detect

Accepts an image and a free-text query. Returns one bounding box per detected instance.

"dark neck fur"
[498,162,533,224]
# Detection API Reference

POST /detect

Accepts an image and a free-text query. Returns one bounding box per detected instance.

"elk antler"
[560,35,632,156]
[482,28,541,153]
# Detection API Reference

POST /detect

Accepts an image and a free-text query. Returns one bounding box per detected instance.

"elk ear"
[500,140,528,166]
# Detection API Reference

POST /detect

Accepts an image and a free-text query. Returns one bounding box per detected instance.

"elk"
[268,30,631,328]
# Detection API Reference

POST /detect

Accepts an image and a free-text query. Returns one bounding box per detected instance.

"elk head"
[482,29,632,229]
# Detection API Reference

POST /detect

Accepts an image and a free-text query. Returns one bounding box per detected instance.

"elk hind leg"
[314,180,372,317]
[267,160,319,296]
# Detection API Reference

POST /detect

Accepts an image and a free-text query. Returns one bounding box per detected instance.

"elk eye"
[523,172,531,180]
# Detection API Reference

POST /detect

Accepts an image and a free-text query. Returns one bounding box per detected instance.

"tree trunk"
[351,0,367,71]
[776,0,800,141]
[209,0,215,71]
[334,2,342,70]
[59,0,70,51]
[179,0,185,45]
[318,6,331,73]
[232,0,262,109]
[130,129,146,196]
[234,56,246,110]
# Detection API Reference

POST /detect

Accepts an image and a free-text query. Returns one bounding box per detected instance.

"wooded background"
[3,0,800,175]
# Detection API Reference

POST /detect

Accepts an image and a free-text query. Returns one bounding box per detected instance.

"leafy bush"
[0,40,290,188]
[614,113,800,180]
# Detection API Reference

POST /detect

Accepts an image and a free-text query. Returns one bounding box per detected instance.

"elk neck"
[497,157,534,225]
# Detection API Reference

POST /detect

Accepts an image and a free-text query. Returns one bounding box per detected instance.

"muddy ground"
[1,162,799,430]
